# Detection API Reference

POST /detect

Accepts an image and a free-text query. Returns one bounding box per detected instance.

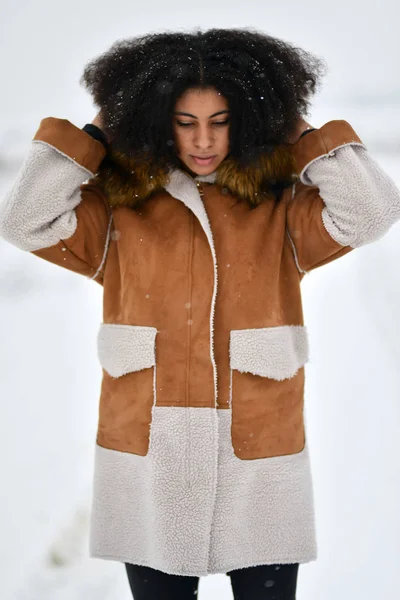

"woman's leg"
[227,563,299,600]
[124,563,200,600]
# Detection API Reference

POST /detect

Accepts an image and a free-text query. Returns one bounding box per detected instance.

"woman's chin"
[191,166,216,176]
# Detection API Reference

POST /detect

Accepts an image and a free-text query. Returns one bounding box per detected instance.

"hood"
[92,145,299,208]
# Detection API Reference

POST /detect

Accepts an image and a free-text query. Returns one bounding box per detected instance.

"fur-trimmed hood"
[92,145,299,208]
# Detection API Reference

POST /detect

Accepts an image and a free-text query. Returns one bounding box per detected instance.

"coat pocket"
[97,323,157,378]
[96,323,158,455]
[229,325,309,459]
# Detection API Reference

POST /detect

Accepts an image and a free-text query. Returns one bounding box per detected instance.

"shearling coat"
[1,117,400,576]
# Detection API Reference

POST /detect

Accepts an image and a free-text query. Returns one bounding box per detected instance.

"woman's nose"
[194,128,214,149]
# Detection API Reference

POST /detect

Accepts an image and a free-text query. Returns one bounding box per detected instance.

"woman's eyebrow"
[173,110,230,118]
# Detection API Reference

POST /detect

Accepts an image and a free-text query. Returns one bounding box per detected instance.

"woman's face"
[173,87,230,175]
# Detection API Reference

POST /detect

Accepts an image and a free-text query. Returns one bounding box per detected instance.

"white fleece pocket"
[229,325,309,381]
[97,323,157,378]
[228,325,309,459]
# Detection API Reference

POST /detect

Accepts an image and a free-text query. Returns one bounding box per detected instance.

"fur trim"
[92,145,299,208]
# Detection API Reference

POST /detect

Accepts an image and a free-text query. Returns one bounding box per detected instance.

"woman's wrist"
[82,123,110,151]
[287,118,316,144]
[298,127,317,141]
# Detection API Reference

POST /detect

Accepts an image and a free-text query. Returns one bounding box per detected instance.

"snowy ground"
[0,133,399,598]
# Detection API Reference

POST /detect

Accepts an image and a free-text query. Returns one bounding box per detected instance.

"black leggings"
[125,562,299,599]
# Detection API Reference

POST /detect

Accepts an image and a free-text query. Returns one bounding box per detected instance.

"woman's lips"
[191,155,216,165]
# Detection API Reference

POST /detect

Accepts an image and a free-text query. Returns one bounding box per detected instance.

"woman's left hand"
[287,117,315,144]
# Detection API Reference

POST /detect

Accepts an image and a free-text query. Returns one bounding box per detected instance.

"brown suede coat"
[31,118,360,460]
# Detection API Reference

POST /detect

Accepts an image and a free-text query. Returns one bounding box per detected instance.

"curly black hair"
[80,27,327,170]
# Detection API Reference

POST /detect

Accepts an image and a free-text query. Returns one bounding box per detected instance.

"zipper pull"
[195,181,204,198]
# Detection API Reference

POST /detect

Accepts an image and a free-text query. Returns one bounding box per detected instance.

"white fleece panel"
[300,144,400,248]
[0,140,95,251]
[97,324,157,378]
[89,407,316,576]
[194,171,217,183]
[230,325,309,381]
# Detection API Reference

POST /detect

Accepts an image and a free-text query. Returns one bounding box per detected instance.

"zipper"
[194,179,218,408]
[185,209,194,488]
[194,177,220,571]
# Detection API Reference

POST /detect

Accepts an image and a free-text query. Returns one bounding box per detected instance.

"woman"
[1,27,399,600]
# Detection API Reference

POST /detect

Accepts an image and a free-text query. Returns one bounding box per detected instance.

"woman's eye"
[176,120,229,127]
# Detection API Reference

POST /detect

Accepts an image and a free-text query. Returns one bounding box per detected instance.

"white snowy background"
[0,0,399,598]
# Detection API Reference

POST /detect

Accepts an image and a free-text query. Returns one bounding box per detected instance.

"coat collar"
[92,145,299,209]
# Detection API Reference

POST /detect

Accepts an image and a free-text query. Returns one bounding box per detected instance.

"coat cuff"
[32,117,107,174]
[291,120,364,176]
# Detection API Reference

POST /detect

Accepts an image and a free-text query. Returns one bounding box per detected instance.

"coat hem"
[89,551,318,577]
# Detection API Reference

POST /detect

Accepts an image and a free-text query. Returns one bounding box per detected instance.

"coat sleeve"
[285,120,400,274]
[0,117,113,284]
